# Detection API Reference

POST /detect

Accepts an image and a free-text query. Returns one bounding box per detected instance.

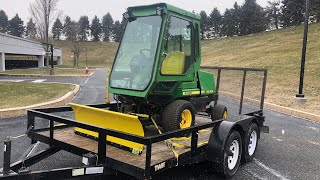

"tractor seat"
[161,51,185,75]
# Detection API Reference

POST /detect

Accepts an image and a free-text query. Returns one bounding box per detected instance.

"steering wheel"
[139,49,151,58]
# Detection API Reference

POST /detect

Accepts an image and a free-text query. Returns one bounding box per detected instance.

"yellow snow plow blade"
[70,103,144,152]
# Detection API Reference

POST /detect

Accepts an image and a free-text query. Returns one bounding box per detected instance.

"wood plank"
[37,116,213,168]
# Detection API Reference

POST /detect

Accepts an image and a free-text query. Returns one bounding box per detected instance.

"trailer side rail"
[24,105,225,179]
[201,66,267,115]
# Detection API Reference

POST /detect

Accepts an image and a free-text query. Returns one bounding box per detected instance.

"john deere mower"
[70,3,227,153]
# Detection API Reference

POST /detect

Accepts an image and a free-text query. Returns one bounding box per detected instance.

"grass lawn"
[0,67,95,76]
[53,41,118,68]
[201,23,320,114]
[0,82,74,109]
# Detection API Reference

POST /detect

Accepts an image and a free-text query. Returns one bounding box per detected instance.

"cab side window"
[161,16,192,75]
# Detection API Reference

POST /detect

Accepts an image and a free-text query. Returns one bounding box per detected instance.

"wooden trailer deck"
[37,116,213,169]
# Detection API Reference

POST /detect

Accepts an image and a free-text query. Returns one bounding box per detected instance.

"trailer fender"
[206,116,257,162]
[206,120,236,162]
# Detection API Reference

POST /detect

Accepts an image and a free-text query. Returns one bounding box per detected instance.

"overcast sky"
[1,0,269,23]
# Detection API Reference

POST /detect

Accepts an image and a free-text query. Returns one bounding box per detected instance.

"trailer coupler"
[1,137,12,176]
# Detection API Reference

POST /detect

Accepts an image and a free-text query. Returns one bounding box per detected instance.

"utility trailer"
[0,67,269,180]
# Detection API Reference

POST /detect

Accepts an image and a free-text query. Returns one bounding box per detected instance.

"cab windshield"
[110,16,162,91]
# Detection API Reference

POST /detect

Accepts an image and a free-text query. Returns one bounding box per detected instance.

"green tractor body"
[109,3,217,106]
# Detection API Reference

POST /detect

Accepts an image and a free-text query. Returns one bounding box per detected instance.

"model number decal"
[154,162,166,171]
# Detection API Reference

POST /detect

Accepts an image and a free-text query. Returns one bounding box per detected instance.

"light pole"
[296,0,310,99]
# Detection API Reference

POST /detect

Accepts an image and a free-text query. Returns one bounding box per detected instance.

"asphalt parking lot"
[0,68,319,179]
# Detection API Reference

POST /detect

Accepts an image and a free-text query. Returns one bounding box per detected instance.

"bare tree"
[30,0,60,73]
[70,40,85,67]
[67,21,84,67]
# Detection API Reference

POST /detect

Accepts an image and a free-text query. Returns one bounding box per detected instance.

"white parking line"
[254,159,290,180]
[32,79,46,83]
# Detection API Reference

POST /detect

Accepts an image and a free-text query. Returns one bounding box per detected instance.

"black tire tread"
[211,104,227,121]
[242,123,259,163]
[162,100,195,132]
[212,130,242,179]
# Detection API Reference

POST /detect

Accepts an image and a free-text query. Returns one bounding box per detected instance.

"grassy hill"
[202,23,320,114]
[53,40,118,68]
[54,23,320,114]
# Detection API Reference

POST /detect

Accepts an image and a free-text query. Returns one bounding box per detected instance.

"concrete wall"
[0,52,4,72]
[0,33,45,56]
[0,32,63,71]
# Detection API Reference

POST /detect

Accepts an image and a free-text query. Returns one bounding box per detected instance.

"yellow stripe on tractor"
[70,103,144,152]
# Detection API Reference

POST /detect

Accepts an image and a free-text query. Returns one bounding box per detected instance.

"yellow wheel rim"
[223,111,228,120]
[180,109,192,129]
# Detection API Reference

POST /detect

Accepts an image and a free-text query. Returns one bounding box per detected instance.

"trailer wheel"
[211,104,228,121]
[162,100,195,133]
[213,130,242,178]
[242,123,259,163]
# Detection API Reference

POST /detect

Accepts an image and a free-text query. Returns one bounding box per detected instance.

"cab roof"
[127,3,200,21]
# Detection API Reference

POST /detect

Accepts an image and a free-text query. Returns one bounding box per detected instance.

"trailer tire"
[213,130,242,178]
[211,104,228,121]
[242,123,259,163]
[162,100,195,134]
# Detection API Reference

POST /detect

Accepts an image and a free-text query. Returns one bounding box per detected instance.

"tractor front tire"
[211,104,228,121]
[162,100,195,133]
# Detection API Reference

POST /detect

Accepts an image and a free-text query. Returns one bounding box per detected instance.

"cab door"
[157,14,195,82]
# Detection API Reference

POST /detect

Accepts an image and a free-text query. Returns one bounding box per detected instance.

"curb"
[0,73,91,78]
[0,68,98,78]
[219,91,320,122]
[0,83,80,118]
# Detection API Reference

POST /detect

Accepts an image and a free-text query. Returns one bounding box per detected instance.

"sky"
[0,0,269,23]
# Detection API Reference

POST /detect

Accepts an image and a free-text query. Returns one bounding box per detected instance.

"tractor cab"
[109,3,207,102]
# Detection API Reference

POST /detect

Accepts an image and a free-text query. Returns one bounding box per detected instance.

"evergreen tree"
[311,0,320,22]
[26,18,37,39]
[221,9,236,37]
[102,13,114,42]
[0,10,8,33]
[239,0,268,36]
[113,20,121,42]
[91,15,102,41]
[209,8,222,37]
[52,18,63,40]
[63,16,73,40]
[267,1,281,29]
[68,21,80,41]
[200,11,209,39]
[280,0,305,27]
[8,14,24,37]
[231,2,241,36]
[113,17,126,42]
[78,16,90,41]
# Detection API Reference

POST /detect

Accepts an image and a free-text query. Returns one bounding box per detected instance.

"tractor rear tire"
[211,104,228,121]
[162,100,195,133]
